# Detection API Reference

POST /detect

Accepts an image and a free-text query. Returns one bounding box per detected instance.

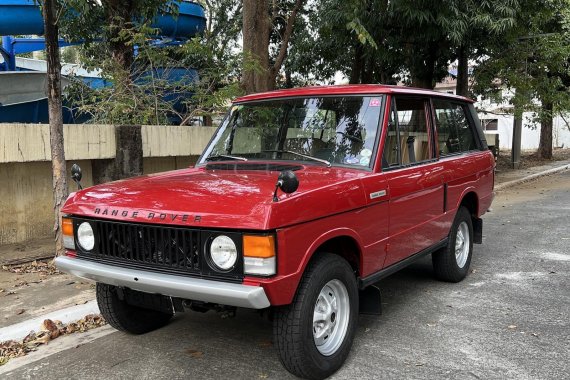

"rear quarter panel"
[443,150,495,217]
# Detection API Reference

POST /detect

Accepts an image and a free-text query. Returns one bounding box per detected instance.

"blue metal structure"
[0,0,206,123]
[0,0,206,71]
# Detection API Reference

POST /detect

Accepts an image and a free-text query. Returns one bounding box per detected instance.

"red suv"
[56,85,494,379]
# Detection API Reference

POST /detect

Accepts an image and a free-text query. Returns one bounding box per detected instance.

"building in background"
[435,70,570,151]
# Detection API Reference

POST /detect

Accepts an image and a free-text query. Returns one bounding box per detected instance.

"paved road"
[4,172,570,379]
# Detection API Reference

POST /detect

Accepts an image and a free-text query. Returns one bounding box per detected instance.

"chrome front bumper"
[55,256,270,309]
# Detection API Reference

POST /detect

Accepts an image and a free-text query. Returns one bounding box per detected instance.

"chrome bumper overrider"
[55,256,270,309]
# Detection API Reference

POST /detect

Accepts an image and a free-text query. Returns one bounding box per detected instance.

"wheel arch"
[458,190,483,244]
[457,189,479,217]
[302,229,363,278]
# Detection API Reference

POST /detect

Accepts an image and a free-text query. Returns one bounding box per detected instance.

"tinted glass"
[433,100,477,155]
[200,96,384,169]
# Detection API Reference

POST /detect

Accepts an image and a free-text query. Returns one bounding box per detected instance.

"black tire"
[432,206,474,282]
[96,283,173,334]
[273,254,359,380]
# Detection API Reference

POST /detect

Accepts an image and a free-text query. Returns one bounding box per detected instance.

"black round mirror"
[71,163,82,182]
[278,170,299,194]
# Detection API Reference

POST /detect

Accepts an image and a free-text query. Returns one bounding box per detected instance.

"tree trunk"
[410,42,438,89]
[42,0,68,257]
[241,0,304,93]
[103,0,135,74]
[241,0,271,94]
[361,56,374,84]
[538,101,553,159]
[349,44,364,84]
[285,68,293,88]
[203,115,213,127]
[411,76,433,89]
[456,44,469,97]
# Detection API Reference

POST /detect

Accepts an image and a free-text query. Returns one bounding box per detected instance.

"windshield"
[199,95,384,169]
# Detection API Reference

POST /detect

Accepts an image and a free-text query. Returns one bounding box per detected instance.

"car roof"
[234,84,474,103]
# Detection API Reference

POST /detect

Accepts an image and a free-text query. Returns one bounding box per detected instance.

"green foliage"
[46,0,566,131]
[473,0,570,121]
[287,0,405,85]
[345,18,377,49]
[61,46,79,64]
[56,0,243,125]
[286,0,520,87]
[65,22,190,125]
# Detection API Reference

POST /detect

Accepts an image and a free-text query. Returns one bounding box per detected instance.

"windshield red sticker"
[369,98,381,107]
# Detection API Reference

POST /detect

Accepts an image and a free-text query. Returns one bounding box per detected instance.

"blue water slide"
[154,1,206,38]
[0,0,206,37]
[0,0,205,123]
[0,0,44,36]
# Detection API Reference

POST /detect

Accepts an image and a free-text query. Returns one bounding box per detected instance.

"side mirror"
[278,170,299,193]
[273,170,299,202]
[71,164,83,190]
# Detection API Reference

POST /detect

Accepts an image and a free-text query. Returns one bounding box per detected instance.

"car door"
[381,96,446,268]
[433,98,494,225]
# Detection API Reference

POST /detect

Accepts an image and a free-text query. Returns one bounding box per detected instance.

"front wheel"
[432,206,474,282]
[273,254,359,380]
[96,283,173,334]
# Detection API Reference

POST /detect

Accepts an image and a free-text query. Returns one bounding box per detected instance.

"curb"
[495,163,570,192]
[0,300,100,342]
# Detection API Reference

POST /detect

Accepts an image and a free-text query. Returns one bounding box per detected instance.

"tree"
[286,0,405,86]
[179,0,244,124]
[241,0,305,93]
[41,0,68,256]
[440,0,519,97]
[62,0,166,74]
[288,0,520,92]
[61,0,214,125]
[474,0,570,159]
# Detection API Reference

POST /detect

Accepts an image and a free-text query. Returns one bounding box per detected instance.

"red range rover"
[56,85,494,379]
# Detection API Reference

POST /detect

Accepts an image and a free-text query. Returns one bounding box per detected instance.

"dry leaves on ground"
[495,148,570,172]
[1,260,60,276]
[0,314,106,366]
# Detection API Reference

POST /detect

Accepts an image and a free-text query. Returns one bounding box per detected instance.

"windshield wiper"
[262,150,331,167]
[205,154,248,162]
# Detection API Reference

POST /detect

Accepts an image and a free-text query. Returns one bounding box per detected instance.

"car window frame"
[432,98,482,158]
[380,95,437,172]
[197,94,386,172]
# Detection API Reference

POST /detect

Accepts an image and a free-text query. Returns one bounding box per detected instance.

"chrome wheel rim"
[313,279,350,356]
[455,221,470,268]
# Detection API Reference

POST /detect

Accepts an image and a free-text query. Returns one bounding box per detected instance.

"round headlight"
[77,222,95,251]
[209,235,237,271]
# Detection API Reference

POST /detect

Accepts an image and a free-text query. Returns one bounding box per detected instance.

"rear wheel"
[432,206,474,282]
[96,283,173,334]
[273,254,358,380]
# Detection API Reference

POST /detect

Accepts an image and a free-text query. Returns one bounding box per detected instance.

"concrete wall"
[0,124,115,163]
[0,124,216,245]
[0,160,94,243]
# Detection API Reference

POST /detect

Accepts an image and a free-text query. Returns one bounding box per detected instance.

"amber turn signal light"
[61,217,75,250]
[243,235,276,276]
[243,235,275,258]
[62,218,73,236]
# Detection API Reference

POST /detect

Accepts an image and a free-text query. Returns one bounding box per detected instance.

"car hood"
[62,163,369,230]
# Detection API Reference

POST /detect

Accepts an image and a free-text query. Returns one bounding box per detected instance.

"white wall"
[482,113,570,150]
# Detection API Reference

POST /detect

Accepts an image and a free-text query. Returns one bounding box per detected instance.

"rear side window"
[433,99,477,155]
[382,97,434,168]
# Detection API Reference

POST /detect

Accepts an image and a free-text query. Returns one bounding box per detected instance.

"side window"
[433,100,478,155]
[382,97,434,168]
